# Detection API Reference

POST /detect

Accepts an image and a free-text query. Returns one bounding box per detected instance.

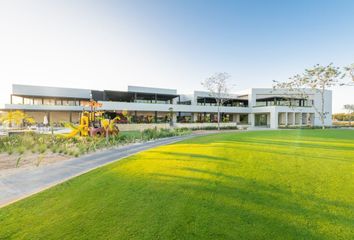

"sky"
[0,0,353,113]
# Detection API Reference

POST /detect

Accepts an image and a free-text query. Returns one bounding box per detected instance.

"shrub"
[190,126,238,131]
[0,128,191,158]
[17,146,26,155]
[38,144,47,154]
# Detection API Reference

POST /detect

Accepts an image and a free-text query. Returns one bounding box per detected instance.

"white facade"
[0,84,332,129]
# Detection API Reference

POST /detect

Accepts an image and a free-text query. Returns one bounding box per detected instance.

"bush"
[38,144,47,154]
[0,128,191,158]
[141,128,191,140]
[17,146,26,155]
[190,126,239,131]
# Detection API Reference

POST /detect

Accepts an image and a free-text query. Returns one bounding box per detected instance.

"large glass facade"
[239,114,249,124]
[43,99,56,105]
[23,97,33,105]
[33,98,42,105]
[10,95,84,106]
[256,98,313,107]
[255,114,268,126]
[196,97,248,107]
[11,95,23,104]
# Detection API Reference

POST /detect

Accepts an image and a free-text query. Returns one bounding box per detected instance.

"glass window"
[33,98,42,105]
[55,99,62,105]
[256,101,266,107]
[239,114,249,124]
[43,98,55,105]
[62,100,75,106]
[80,100,90,106]
[255,114,268,126]
[23,97,33,105]
[12,95,23,104]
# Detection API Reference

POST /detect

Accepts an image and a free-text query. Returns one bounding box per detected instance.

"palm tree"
[0,111,35,128]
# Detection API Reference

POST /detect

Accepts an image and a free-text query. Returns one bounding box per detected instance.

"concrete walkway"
[0,134,197,208]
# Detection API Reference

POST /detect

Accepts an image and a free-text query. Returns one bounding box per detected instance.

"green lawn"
[1,129,354,239]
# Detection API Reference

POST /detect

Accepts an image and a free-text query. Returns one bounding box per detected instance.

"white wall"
[2,87,333,128]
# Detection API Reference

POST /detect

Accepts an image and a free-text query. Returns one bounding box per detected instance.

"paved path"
[0,134,197,208]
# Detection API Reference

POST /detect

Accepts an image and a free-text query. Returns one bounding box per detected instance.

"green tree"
[274,63,342,129]
[0,111,35,128]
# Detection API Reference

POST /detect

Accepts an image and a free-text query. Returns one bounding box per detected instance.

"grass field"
[0,129,353,239]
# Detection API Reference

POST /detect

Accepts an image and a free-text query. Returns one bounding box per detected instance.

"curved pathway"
[0,134,198,208]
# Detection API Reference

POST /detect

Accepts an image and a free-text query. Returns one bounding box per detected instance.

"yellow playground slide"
[62,115,89,138]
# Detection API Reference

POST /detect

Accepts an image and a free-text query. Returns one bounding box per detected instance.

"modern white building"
[0,84,332,129]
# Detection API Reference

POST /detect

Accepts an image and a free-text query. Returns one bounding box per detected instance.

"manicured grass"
[1,129,353,239]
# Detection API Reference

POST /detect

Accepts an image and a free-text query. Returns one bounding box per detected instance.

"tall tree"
[273,63,342,129]
[201,72,232,131]
[343,104,354,126]
[343,63,354,85]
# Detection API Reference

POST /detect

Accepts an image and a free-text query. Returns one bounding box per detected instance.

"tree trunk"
[217,104,220,131]
[321,90,325,130]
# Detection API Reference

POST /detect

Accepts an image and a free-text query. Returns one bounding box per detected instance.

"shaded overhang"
[256,96,307,101]
[95,90,179,102]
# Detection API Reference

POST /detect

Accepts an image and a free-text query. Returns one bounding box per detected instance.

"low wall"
[119,122,247,132]
[119,123,171,132]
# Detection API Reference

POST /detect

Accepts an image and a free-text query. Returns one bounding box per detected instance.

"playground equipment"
[63,100,120,138]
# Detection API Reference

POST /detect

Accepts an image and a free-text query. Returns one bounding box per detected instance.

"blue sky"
[0,0,353,112]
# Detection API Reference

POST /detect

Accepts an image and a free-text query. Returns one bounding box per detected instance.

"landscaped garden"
[0,128,191,170]
[0,129,353,239]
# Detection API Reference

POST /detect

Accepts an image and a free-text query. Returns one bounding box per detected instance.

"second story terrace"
[2,84,326,117]
[92,86,180,105]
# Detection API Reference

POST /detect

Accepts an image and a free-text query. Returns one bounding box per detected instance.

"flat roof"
[128,85,177,95]
[12,84,91,99]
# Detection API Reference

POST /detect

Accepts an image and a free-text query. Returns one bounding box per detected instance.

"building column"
[267,113,271,126]
[134,93,137,102]
[47,112,51,125]
[235,114,240,123]
[172,113,177,124]
[192,113,198,122]
[249,113,255,126]
[154,111,157,123]
[134,111,137,123]
[285,112,288,126]
[270,111,278,129]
